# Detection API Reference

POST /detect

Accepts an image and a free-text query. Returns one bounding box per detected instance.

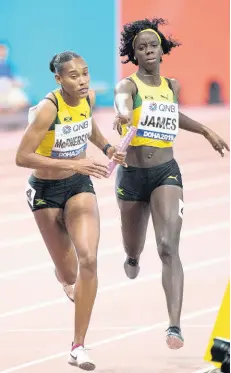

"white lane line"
[0,306,219,373]
[0,192,229,249]
[0,324,214,333]
[191,368,216,373]
[0,256,227,319]
[0,220,229,278]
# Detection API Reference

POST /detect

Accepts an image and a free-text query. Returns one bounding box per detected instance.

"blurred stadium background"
[0,0,229,130]
[0,2,229,372]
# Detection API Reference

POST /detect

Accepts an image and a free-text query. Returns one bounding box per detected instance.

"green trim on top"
[48,115,60,131]
[172,93,178,104]
[133,92,142,109]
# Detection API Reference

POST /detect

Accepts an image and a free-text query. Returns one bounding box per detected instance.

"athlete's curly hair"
[119,18,181,65]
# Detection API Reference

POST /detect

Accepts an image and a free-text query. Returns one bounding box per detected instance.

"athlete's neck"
[137,66,161,87]
[60,88,80,107]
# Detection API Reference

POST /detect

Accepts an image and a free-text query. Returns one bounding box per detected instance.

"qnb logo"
[149,102,176,113]
[149,102,157,111]
[62,125,72,134]
[158,103,176,113]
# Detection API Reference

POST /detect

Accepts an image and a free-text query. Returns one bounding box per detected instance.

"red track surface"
[0,107,229,373]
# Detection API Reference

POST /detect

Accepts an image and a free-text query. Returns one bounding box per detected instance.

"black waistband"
[123,158,176,172]
[29,172,80,186]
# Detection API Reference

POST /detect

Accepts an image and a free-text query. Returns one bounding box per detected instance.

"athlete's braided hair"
[49,51,80,73]
[119,18,181,65]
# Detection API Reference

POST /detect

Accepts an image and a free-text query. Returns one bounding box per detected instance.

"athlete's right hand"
[113,114,130,135]
[74,158,109,179]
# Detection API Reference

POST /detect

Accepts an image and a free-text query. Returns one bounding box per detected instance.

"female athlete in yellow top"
[113,18,229,350]
[16,51,126,370]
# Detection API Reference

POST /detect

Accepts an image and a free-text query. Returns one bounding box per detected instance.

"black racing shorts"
[25,173,95,212]
[116,158,183,203]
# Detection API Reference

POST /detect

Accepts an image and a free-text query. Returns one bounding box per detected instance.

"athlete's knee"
[158,236,179,264]
[79,252,97,278]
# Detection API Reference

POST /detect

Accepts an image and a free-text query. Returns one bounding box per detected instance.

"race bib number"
[137,101,179,141]
[25,183,36,207]
[51,118,92,158]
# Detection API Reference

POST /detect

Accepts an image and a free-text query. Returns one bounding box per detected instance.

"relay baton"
[106,126,137,177]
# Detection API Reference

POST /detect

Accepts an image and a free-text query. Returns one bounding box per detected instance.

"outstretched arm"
[113,79,136,134]
[171,79,230,157]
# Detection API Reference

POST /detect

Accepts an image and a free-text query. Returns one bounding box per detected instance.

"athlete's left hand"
[204,129,230,157]
[106,146,127,167]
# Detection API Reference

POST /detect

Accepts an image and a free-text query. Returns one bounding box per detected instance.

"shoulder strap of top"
[125,76,138,95]
[86,94,91,108]
[43,91,59,111]
[165,77,175,95]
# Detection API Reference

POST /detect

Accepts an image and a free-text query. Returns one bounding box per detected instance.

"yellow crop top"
[121,73,179,148]
[28,89,92,158]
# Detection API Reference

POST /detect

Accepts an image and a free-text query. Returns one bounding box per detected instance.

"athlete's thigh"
[117,199,150,249]
[150,185,184,248]
[33,208,77,275]
[63,193,100,258]
[116,164,150,247]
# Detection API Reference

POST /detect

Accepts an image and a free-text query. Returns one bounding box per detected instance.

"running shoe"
[124,256,140,279]
[68,344,95,370]
[166,326,184,349]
